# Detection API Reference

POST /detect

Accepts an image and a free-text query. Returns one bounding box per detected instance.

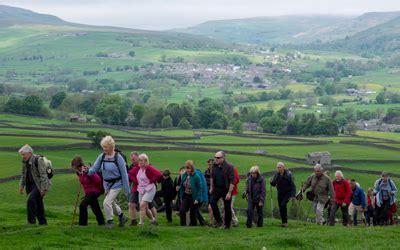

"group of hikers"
[18,135,398,229]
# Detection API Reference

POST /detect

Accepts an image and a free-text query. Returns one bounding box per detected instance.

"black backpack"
[99,149,128,189]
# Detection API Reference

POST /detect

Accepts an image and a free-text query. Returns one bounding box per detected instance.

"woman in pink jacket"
[130,153,162,225]
[71,156,105,226]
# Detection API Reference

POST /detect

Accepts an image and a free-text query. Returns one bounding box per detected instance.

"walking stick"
[71,184,82,226]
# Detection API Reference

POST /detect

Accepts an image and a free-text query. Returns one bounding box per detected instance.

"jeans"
[79,192,105,226]
[164,199,172,222]
[246,201,263,227]
[27,185,47,225]
[375,199,390,225]
[210,188,232,228]
[365,205,376,226]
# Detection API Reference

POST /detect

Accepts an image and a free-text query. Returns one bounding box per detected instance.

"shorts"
[129,191,139,204]
[139,187,156,203]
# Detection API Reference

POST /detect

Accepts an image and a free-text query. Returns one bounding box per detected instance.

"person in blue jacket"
[86,136,130,229]
[348,179,366,226]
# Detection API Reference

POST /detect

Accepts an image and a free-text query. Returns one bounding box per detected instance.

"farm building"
[305,151,331,165]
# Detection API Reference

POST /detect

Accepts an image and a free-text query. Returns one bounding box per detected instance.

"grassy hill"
[0,5,67,26]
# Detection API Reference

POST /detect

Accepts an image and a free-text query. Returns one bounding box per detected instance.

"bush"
[87,130,110,148]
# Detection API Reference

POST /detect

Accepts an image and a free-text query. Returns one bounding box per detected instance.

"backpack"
[34,155,53,179]
[100,149,128,189]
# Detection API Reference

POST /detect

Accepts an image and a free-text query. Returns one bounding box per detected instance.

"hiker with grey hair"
[18,144,51,225]
[270,162,296,227]
[373,172,397,225]
[301,164,335,225]
[328,170,352,226]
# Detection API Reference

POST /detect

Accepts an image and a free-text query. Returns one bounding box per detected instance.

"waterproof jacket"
[160,177,174,202]
[19,154,51,193]
[78,172,102,194]
[332,179,352,205]
[211,161,235,191]
[246,175,266,204]
[303,174,335,204]
[373,178,397,207]
[195,169,209,203]
[270,169,296,197]
[351,185,366,208]
[179,172,202,202]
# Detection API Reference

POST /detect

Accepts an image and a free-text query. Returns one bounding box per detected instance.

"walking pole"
[304,202,312,226]
[71,184,82,226]
[270,184,274,224]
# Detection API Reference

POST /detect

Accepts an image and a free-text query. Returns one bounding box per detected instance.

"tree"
[128,51,135,57]
[232,120,244,134]
[4,96,22,114]
[87,130,110,148]
[165,103,181,126]
[132,104,145,127]
[161,115,173,128]
[22,95,43,116]
[345,123,358,135]
[95,95,129,125]
[376,92,386,104]
[253,76,262,83]
[259,114,286,134]
[177,118,192,130]
[68,78,89,92]
[50,92,66,109]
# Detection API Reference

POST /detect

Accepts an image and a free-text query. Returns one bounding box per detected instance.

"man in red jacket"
[328,170,352,226]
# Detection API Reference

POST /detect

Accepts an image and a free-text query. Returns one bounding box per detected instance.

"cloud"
[1,0,400,30]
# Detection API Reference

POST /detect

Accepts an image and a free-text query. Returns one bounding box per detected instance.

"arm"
[344,181,352,205]
[234,167,240,185]
[360,189,366,209]
[373,180,380,194]
[390,180,397,195]
[328,179,335,202]
[194,175,202,202]
[128,167,138,187]
[302,175,313,191]
[148,166,162,184]
[227,166,235,194]
[88,154,103,176]
[260,177,266,203]
[288,173,296,197]
[19,163,26,193]
[270,173,277,187]
[117,155,130,196]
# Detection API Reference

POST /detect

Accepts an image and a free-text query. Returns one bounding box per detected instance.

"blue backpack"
[195,169,208,203]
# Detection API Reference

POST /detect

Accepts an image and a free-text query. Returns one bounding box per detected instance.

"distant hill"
[177,11,400,46]
[0,5,67,26]
[176,15,348,44]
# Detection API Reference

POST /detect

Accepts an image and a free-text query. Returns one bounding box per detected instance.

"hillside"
[0,5,67,26]
[176,15,347,44]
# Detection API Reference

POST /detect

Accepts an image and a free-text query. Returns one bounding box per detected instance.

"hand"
[176,186,180,192]
[40,191,47,197]
[19,188,24,194]
[269,178,273,183]
[225,192,232,201]
[258,201,263,207]
[194,200,199,204]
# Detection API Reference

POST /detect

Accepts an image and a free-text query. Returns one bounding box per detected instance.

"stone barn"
[305,151,331,165]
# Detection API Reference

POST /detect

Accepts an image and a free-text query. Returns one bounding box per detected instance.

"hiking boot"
[119,215,128,227]
[105,220,114,229]
[220,225,230,229]
[130,219,138,226]
[211,222,222,228]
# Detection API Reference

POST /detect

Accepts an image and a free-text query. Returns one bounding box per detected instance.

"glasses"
[214,156,223,159]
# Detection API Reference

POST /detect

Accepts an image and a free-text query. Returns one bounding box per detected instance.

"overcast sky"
[1,0,400,30]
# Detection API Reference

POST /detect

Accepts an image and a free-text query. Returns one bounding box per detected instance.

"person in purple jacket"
[245,165,266,228]
[71,156,105,226]
[86,136,130,229]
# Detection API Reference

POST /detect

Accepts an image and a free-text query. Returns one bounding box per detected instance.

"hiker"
[71,156,105,226]
[173,166,186,214]
[328,170,352,226]
[86,136,130,228]
[365,188,376,226]
[373,172,397,226]
[270,162,296,227]
[301,164,335,225]
[179,160,203,226]
[130,153,162,226]
[160,169,174,224]
[348,180,366,226]
[204,159,214,224]
[246,166,266,228]
[128,151,140,226]
[18,144,50,225]
[209,151,235,229]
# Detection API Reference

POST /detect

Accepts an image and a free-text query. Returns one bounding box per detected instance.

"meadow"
[0,113,399,249]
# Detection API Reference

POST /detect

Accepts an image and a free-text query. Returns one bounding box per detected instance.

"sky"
[1,0,400,30]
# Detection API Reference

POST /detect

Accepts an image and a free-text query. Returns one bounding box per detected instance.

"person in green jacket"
[179,160,202,226]
[18,144,51,225]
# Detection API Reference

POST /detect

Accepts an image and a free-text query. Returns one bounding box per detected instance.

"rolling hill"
[0,5,67,26]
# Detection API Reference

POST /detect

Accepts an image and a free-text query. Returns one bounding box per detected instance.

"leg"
[278,193,290,224]
[341,205,349,226]
[195,202,206,226]
[128,191,139,224]
[189,198,197,226]
[256,203,264,227]
[165,200,172,223]
[246,202,255,228]
[103,188,121,222]
[79,195,91,226]
[230,195,238,226]
[210,190,223,225]
[139,201,148,225]
[328,203,338,226]
[315,201,325,224]
[348,203,355,225]
[88,193,105,225]
[180,195,191,226]
[208,203,214,224]
[27,188,38,224]
[223,192,232,228]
